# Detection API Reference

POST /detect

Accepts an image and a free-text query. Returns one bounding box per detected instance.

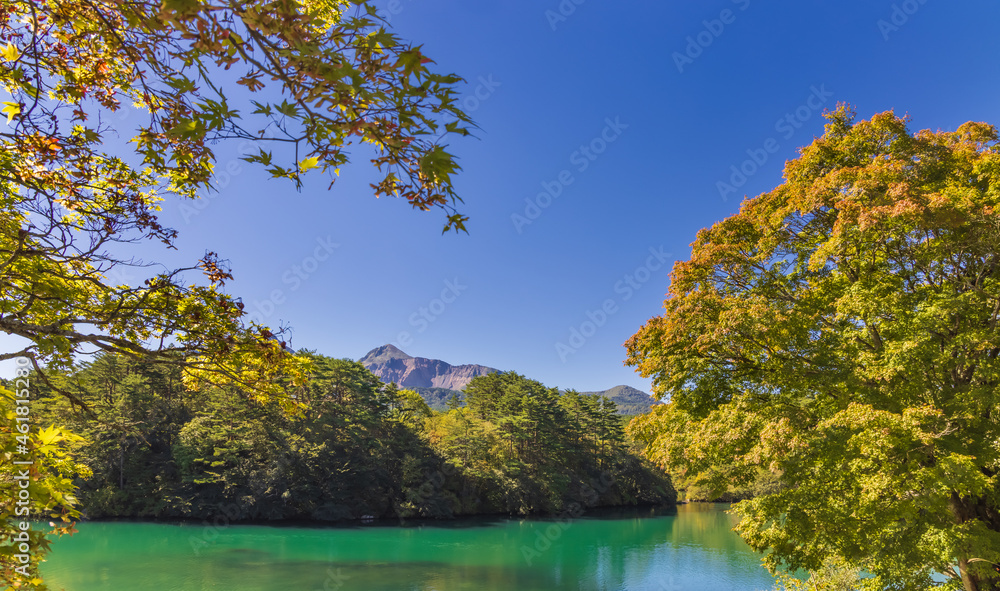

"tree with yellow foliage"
[627,106,1000,591]
[0,0,471,586]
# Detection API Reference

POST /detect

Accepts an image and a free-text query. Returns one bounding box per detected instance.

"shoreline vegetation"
[55,501,688,529]
[11,352,675,525]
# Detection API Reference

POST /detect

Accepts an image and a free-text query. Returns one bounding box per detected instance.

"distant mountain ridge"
[359,344,499,391]
[580,385,662,415]
[359,345,660,414]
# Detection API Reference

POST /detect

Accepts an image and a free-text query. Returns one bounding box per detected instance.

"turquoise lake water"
[41,503,778,591]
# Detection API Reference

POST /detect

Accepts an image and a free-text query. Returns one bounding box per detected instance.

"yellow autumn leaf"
[1,42,19,62]
[2,101,20,124]
[299,156,319,172]
[37,425,60,446]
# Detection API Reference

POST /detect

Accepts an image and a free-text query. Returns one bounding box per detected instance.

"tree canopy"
[1,1,471,587]
[23,354,672,522]
[0,0,471,391]
[626,105,1000,591]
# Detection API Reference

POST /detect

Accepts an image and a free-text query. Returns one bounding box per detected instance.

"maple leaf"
[2,101,20,124]
[298,156,320,172]
[1,42,19,62]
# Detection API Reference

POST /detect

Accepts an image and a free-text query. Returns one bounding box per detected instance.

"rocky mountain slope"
[359,345,660,414]
[359,344,499,390]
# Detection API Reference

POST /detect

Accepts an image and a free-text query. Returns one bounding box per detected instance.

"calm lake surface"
[41,503,777,591]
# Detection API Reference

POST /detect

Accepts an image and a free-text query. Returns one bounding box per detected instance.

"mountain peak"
[360,347,498,391]
[580,385,661,415]
[360,344,412,365]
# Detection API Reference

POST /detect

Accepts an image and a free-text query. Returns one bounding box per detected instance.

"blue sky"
[4,0,1000,394]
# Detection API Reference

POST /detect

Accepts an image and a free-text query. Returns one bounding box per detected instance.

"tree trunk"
[958,557,978,591]
[952,492,993,591]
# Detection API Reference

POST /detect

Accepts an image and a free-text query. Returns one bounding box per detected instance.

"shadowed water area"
[41,504,777,591]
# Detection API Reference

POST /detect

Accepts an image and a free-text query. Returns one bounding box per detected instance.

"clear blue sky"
[4,0,1000,393]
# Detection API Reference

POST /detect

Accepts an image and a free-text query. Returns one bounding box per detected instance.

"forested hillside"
[25,353,674,522]
[580,385,661,415]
